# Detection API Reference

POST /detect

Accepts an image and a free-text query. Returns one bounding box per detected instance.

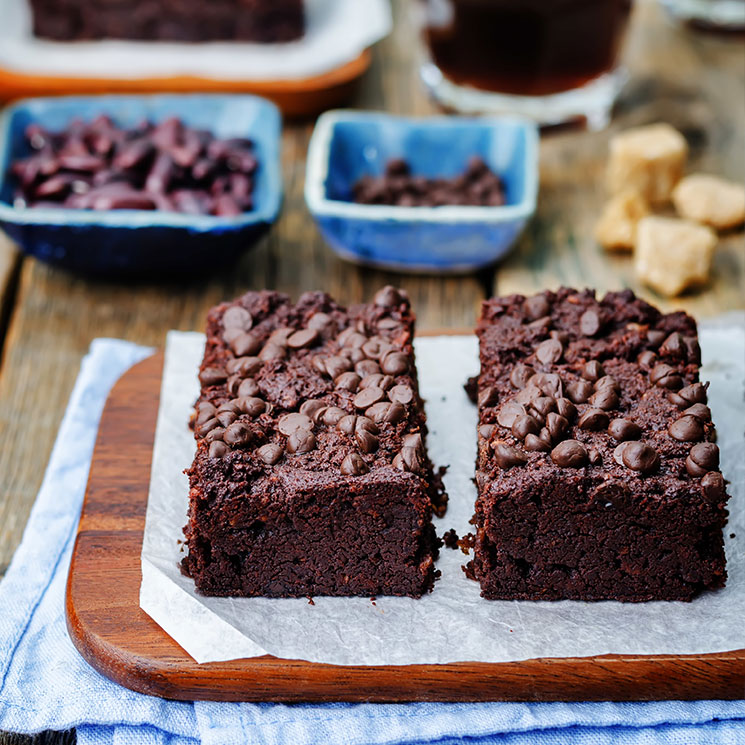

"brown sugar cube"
[607,124,688,204]
[594,190,650,251]
[634,216,717,297]
[672,173,745,231]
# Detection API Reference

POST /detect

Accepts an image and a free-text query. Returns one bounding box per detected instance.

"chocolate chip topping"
[237,378,260,398]
[579,309,601,336]
[209,441,228,458]
[259,342,286,362]
[287,429,316,454]
[637,350,657,369]
[608,418,642,441]
[354,387,385,409]
[491,441,528,470]
[497,401,526,428]
[524,433,551,452]
[669,415,705,442]
[546,412,569,441]
[321,407,347,425]
[355,360,381,377]
[366,401,406,424]
[341,452,369,476]
[566,380,594,404]
[323,355,352,379]
[388,384,414,404]
[512,414,540,440]
[685,442,719,477]
[334,372,361,392]
[355,429,379,453]
[231,331,261,357]
[683,403,711,422]
[578,408,610,431]
[223,421,252,447]
[524,294,550,320]
[287,328,320,349]
[222,306,253,331]
[381,351,410,376]
[531,396,556,419]
[393,446,425,474]
[551,440,588,468]
[647,329,667,347]
[614,441,659,473]
[535,338,563,366]
[278,413,313,436]
[374,285,404,307]
[581,360,604,381]
[510,364,534,389]
[649,363,683,390]
[257,443,284,465]
[556,397,577,421]
[199,367,227,386]
[678,382,708,405]
[701,471,725,499]
[226,356,262,377]
[588,387,619,411]
[478,386,499,408]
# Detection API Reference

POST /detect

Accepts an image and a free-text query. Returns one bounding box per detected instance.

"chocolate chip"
[678,382,708,405]
[236,378,258,399]
[300,400,326,419]
[535,338,563,366]
[209,441,229,458]
[362,337,392,360]
[196,417,219,437]
[268,327,294,347]
[595,375,620,392]
[684,336,701,365]
[530,396,556,419]
[581,360,604,381]
[551,440,588,468]
[532,373,563,399]
[226,356,262,377]
[478,386,499,408]
[388,384,414,404]
[556,397,577,421]
[394,446,424,474]
[647,329,666,347]
[686,442,719,476]
[287,429,316,453]
[321,407,347,425]
[287,328,319,350]
[223,306,253,331]
[356,416,378,433]
[701,471,725,499]
[669,415,704,442]
[637,350,657,369]
[479,424,496,440]
[324,355,352,379]
[335,372,361,392]
[217,400,242,415]
[354,387,385,409]
[512,414,540,440]
[229,331,260,357]
[381,351,410,376]
[365,401,406,424]
[578,408,610,431]
[588,448,602,465]
[510,364,534,389]
[608,418,641,441]
[355,360,381,377]
[497,401,526,428]
[374,286,404,307]
[337,328,367,348]
[524,294,550,320]
[546,412,569,441]
[238,396,266,417]
[615,441,659,473]
[257,443,283,465]
[650,364,683,390]
[589,387,619,411]
[527,316,552,333]
[515,384,541,405]
[337,415,358,434]
[566,380,594,404]
[204,426,225,444]
[491,441,528,470]
[683,403,711,422]
[579,309,601,336]
[524,433,551,452]
[403,433,424,452]
[659,332,684,358]
[278,413,313,436]
[195,402,216,426]
[360,373,394,391]
[224,421,252,447]
[308,312,333,332]
[341,452,368,476]
[199,367,227,386]
[355,429,379,453]
[216,410,236,427]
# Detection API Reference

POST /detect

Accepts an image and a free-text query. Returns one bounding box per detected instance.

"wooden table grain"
[0,0,743,742]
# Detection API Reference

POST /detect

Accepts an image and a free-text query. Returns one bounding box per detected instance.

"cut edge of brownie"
[471,287,730,602]
[181,286,446,598]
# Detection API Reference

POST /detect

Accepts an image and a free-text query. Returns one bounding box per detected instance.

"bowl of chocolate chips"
[305,110,538,273]
[0,94,282,278]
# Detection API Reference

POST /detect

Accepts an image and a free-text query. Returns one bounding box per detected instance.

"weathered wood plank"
[495,0,745,316]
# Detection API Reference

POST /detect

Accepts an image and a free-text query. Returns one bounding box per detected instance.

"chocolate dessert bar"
[30,0,304,43]
[471,287,729,601]
[182,288,446,598]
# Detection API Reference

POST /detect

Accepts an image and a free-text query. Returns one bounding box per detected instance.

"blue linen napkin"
[1,338,744,745]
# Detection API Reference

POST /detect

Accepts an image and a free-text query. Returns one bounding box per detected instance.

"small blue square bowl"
[304,110,538,274]
[0,94,282,278]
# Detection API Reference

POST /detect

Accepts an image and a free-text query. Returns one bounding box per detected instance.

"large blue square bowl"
[0,94,282,278]
[304,110,538,274]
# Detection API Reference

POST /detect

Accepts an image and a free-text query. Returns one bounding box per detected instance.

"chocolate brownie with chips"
[182,287,446,598]
[471,287,729,601]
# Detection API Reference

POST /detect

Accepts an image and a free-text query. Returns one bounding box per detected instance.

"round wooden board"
[65,349,745,702]
[0,50,371,118]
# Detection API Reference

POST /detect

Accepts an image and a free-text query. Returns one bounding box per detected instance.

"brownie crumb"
[464,375,479,404]
[442,529,459,548]
[457,532,476,555]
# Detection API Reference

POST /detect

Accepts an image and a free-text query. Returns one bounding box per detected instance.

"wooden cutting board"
[65,349,745,702]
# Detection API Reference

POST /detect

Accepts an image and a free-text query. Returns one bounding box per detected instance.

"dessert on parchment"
[182,287,446,598]
[470,287,729,602]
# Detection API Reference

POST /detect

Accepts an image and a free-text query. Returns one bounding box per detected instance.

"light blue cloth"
[1,339,744,745]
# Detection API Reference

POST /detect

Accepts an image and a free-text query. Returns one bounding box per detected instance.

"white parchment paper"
[141,321,745,665]
[0,0,390,81]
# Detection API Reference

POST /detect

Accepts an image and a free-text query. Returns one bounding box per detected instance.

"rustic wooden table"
[0,1,743,742]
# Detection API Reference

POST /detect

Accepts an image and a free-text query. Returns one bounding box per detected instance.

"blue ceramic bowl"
[305,110,538,274]
[0,94,282,278]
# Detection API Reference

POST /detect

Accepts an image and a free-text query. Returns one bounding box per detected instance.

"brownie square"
[471,287,729,602]
[182,288,446,598]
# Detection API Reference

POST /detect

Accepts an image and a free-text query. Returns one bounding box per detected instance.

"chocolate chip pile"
[10,116,258,216]
[352,156,506,207]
